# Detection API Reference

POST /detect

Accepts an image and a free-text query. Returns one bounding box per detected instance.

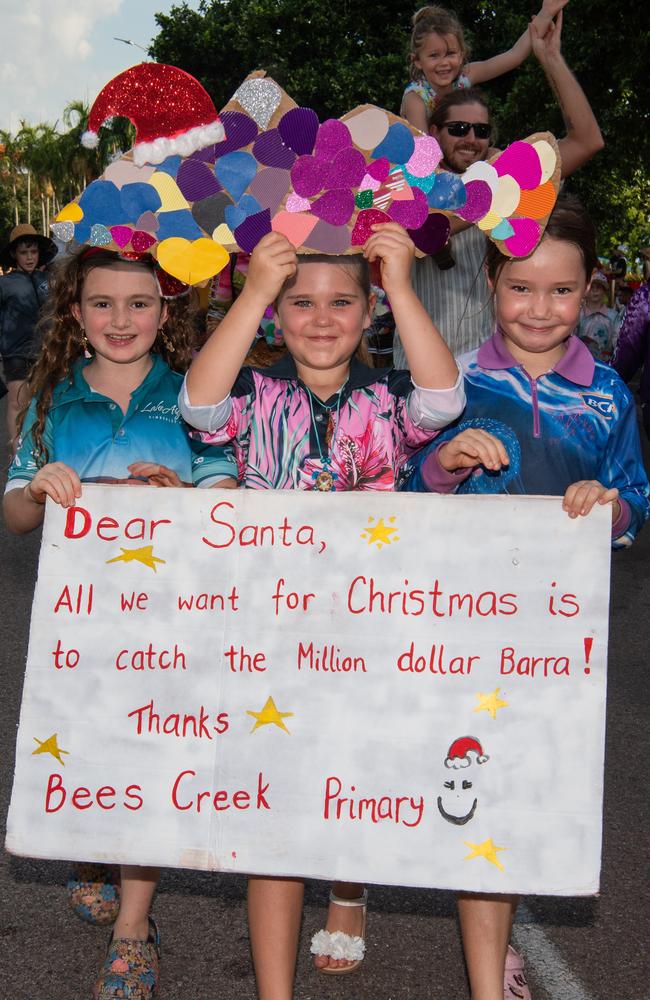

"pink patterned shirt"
[181,356,464,491]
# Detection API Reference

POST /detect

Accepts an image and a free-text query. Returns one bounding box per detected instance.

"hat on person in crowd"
[0,223,58,271]
[52,63,562,288]
[591,270,609,287]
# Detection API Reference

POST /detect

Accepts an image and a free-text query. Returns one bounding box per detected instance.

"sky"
[0,0,203,134]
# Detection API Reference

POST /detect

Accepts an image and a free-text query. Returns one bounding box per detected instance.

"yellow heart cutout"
[157,237,230,285]
[56,201,84,223]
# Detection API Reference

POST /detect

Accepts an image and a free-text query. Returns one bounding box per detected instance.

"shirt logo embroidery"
[580,393,616,419]
[141,400,180,422]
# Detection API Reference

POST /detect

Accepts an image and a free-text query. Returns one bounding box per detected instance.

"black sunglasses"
[442,120,491,139]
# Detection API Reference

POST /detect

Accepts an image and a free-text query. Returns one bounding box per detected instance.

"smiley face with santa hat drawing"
[437,736,490,826]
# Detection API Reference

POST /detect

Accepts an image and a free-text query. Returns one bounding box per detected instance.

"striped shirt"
[393,225,494,366]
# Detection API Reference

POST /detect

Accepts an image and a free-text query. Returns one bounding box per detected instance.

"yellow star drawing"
[464,837,507,871]
[106,546,166,572]
[32,733,70,765]
[360,516,400,550]
[246,696,294,734]
[474,687,509,719]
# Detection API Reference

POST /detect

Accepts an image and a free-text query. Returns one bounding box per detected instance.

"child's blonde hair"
[408,5,469,81]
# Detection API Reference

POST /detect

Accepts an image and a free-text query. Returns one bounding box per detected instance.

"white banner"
[6,486,611,895]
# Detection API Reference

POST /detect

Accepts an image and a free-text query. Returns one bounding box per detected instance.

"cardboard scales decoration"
[52,64,562,285]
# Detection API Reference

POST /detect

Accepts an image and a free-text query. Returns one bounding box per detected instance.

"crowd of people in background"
[1,4,650,1000]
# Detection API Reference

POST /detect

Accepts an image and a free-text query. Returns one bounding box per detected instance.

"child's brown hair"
[19,248,197,466]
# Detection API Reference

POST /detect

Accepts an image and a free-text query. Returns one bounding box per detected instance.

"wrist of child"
[25,481,45,505]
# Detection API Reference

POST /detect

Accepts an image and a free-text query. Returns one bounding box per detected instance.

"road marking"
[512,904,594,1000]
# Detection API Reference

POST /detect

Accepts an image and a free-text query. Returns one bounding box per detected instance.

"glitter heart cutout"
[286,193,312,213]
[324,147,366,189]
[350,208,392,246]
[89,224,112,247]
[51,221,75,242]
[131,230,157,253]
[110,226,133,248]
[233,78,282,129]
[310,189,355,227]
[291,155,328,198]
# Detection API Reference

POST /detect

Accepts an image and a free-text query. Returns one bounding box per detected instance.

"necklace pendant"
[314,469,336,492]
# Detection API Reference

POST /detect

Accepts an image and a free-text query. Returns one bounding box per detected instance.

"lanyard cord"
[305,384,345,468]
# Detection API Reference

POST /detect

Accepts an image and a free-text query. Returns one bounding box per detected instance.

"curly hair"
[408,5,469,81]
[18,248,198,467]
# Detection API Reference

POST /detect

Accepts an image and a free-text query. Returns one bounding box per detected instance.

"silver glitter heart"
[233,78,282,130]
[89,224,113,247]
[51,221,74,243]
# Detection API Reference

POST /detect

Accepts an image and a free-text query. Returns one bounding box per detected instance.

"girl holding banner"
[179,222,466,996]
[402,194,650,1000]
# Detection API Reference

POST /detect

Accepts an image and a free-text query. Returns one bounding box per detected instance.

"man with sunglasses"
[393,11,603,365]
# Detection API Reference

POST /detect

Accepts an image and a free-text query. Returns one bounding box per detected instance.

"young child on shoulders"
[179,222,466,997]
[402,193,649,999]
[401,1,569,132]
[3,246,236,1000]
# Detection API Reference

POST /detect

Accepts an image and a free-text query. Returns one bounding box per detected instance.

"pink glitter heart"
[456,180,492,223]
[313,119,352,161]
[324,147,366,189]
[367,158,390,182]
[131,230,157,253]
[350,208,392,246]
[404,135,442,178]
[310,189,355,227]
[388,187,429,229]
[291,155,328,198]
[286,193,312,213]
[359,172,381,193]
[110,226,133,248]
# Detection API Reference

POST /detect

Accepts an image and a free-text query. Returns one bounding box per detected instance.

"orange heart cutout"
[157,237,229,285]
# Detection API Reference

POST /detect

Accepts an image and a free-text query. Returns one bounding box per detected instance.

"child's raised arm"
[364,222,459,389]
[467,0,568,87]
[184,233,297,406]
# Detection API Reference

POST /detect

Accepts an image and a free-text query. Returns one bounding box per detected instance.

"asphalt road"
[0,393,648,1000]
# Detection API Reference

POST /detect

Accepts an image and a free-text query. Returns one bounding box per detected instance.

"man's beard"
[442,144,486,174]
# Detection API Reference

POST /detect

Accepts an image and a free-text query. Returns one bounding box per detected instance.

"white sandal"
[310,888,368,975]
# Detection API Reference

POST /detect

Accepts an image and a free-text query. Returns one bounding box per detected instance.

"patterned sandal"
[94,916,160,1000]
[310,889,367,975]
[504,945,533,1000]
[67,862,121,926]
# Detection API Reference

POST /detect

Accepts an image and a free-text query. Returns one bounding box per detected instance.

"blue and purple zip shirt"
[400,329,650,548]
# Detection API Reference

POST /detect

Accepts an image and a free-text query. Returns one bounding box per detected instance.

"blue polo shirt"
[7,354,235,489]
[401,331,650,549]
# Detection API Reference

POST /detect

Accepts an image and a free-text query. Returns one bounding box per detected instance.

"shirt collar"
[256,354,380,398]
[52,353,170,407]
[477,328,595,386]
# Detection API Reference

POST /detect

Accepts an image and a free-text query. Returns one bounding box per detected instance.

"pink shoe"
[504,945,532,1000]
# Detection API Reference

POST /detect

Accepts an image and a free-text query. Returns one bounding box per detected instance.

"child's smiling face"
[415,31,464,91]
[72,261,167,369]
[276,261,373,384]
[490,238,589,373]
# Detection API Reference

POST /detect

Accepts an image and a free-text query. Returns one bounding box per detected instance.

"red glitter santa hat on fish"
[81,62,224,167]
[445,736,489,769]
